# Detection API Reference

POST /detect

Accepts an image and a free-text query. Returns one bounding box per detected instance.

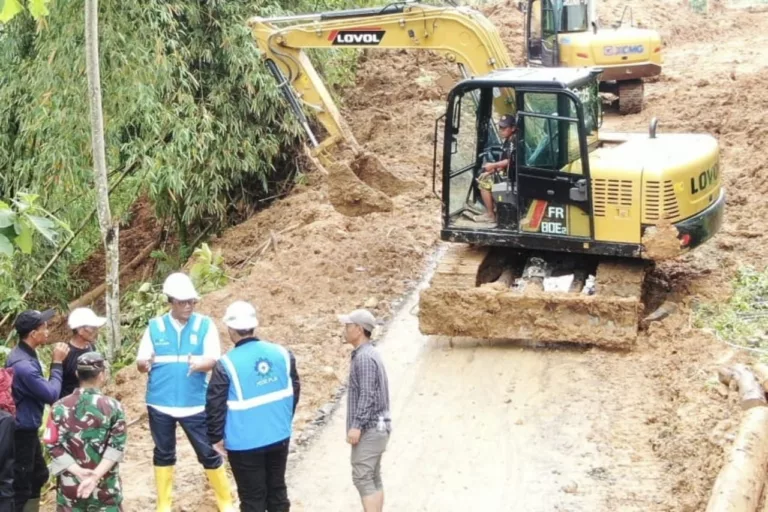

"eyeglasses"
[173,299,197,307]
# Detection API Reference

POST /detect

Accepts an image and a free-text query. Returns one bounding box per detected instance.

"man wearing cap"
[135,272,234,512]
[476,113,518,223]
[5,309,70,512]
[339,309,391,512]
[61,307,107,398]
[44,351,127,512]
[206,300,300,512]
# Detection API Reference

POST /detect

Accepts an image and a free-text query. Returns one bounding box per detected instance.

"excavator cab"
[441,67,605,255]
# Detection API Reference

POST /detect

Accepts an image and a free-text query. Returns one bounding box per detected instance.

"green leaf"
[27,0,50,19]
[25,215,57,243]
[0,234,13,258]
[0,0,24,23]
[14,223,33,254]
[0,210,14,229]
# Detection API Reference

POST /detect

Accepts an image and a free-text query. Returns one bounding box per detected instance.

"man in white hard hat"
[135,272,234,512]
[339,309,391,512]
[205,301,300,512]
[61,308,107,398]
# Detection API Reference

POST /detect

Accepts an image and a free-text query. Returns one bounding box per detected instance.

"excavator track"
[418,245,650,349]
[618,79,644,115]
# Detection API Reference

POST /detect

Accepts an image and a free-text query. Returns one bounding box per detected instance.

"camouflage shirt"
[44,387,127,511]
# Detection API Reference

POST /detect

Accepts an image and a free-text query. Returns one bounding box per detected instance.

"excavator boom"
[248,2,515,160]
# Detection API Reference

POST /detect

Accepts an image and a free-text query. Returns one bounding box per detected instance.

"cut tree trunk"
[706,406,768,512]
[85,0,120,361]
[718,364,768,410]
[751,364,768,394]
[68,239,159,311]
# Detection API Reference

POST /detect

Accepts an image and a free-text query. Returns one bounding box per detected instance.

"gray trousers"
[351,429,390,497]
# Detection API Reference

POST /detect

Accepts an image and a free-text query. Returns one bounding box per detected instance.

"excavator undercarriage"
[419,245,649,348]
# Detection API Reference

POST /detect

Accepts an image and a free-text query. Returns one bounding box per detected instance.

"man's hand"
[77,475,100,499]
[347,428,362,445]
[482,162,497,172]
[52,343,70,364]
[212,440,227,458]
[66,464,95,481]
[137,353,154,373]
[187,355,205,376]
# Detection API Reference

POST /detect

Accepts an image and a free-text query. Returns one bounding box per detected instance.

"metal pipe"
[265,59,319,147]
[250,1,414,25]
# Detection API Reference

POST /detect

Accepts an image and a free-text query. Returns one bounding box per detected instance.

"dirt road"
[287,259,685,512]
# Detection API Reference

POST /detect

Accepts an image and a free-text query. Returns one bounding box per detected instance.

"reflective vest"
[220,340,294,451]
[145,313,210,408]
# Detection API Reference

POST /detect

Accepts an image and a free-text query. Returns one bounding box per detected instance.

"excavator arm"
[248,2,516,162]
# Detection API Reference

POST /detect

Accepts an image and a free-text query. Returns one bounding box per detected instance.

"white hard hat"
[223,301,259,330]
[68,307,107,330]
[162,272,199,301]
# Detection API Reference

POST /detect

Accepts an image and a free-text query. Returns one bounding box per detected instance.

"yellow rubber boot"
[205,466,236,512]
[154,466,174,512]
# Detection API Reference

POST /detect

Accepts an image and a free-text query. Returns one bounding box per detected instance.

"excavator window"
[519,91,584,171]
[558,0,589,32]
[447,92,482,216]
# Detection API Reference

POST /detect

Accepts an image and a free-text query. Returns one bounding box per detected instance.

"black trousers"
[227,439,290,512]
[12,430,48,512]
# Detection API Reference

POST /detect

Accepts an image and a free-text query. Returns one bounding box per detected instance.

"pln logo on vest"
[255,357,278,386]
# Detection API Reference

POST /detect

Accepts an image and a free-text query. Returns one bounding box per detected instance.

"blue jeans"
[147,407,222,469]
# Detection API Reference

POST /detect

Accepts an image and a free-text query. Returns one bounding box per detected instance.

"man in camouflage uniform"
[43,352,127,512]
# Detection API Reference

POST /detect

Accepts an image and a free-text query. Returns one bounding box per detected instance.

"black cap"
[77,351,106,372]
[14,309,55,338]
[498,114,517,129]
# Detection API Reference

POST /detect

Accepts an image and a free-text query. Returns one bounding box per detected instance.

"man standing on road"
[0,368,16,512]
[339,309,391,512]
[135,272,235,512]
[44,351,127,511]
[5,308,70,512]
[206,301,300,512]
[61,307,107,398]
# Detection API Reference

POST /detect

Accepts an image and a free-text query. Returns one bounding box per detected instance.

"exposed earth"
[46,0,768,510]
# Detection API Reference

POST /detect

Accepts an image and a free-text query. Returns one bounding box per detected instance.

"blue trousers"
[147,407,222,469]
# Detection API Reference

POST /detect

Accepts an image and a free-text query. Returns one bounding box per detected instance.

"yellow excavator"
[248,3,724,348]
[521,0,663,114]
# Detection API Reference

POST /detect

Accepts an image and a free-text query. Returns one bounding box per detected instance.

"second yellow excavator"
[520,0,663,114]
[248,3,723,348]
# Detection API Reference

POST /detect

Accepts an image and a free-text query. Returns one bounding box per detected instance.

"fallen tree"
[706,406,768,512]
[718,364,767,410]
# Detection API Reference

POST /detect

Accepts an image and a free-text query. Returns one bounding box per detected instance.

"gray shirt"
[346,342,391,432]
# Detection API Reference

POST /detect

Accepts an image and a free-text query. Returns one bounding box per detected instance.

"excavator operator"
[476,114,518,223]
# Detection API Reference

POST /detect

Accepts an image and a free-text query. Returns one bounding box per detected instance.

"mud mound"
[350,151,420,197]
[327,161,393,216]
[482,0,527,65]
[642,219,685,261]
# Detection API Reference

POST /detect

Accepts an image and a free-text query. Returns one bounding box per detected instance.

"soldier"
[43,352,127,512]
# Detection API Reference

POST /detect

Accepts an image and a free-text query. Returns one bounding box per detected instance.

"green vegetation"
[0,0,371,331]
[694,267,768,357]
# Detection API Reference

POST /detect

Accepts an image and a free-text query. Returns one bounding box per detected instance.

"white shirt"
[137,313,221,418]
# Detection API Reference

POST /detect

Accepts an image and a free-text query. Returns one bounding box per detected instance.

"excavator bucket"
[418,245,649,348]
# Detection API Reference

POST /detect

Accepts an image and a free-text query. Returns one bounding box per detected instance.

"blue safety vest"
[146,313,210,408]
[219,340,294,451]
